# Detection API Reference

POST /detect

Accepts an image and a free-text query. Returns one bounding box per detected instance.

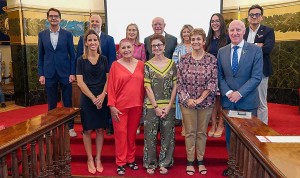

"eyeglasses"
[48,15,60,19]
[151,43,164,48]
[211,20,220,24]
[248,13,261,18]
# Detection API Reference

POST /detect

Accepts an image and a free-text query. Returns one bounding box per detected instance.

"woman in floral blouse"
[177,28,217,176]
[143,34,177,175]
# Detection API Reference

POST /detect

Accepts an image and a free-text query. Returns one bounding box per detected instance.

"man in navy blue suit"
[76,14,116,135]
[244,4,275,124]
[38,8,77,137]
[76,14,116,69]
[217,20,263,176]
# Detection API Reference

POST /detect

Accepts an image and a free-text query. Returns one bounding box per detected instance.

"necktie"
[232,46,239,74]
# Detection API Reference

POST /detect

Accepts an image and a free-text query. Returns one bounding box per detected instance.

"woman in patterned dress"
[172,24,193,136]
[177,28,218,175]
[143,34,177,175]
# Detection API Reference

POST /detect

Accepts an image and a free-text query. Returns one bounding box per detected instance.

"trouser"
[45,74,73,129]
[143,108,175,169]
[0,87,5,103]
[181,105,213,162]
[257,76,269,124]
[223,106,257,151]
[112,106,142,166]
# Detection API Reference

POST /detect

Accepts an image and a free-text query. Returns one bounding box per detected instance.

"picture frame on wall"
[0,0,9,45]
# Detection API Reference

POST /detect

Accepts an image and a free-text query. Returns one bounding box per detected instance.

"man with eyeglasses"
[38,8,77,137]
[144,17,177,60]
[244,4,275,125]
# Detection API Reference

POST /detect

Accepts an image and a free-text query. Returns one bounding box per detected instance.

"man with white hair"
[144,17,177,60]
[217,20,263,176]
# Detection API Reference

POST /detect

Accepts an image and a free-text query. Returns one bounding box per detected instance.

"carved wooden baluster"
[242,146,249,177]
[30,140,38,177]
[46,131,54,178]
[38,136,47,177]
[228,130,237,176]
[257,162,264,178]
[21,144,29,178]
[11,150,19,178]
[52,128,59,176]
[64,123,71,177]
[234,138,240,177]
[0,156,8,178]
[238,139,244,177]
[58,125,65,176]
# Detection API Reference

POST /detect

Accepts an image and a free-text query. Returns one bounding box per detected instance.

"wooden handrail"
[222,110,300,178]
[0,107,80,178]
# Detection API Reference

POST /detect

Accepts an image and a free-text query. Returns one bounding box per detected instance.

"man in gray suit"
[144,17,177,60]
[217,20,263,177]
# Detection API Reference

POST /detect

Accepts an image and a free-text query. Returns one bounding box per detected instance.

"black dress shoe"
[222,167,229,177]
[106,127,114,135]
[1,103,6,108]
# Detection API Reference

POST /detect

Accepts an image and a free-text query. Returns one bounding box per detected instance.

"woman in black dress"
[76,29,109,174]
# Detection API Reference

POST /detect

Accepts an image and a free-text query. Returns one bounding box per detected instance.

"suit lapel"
[254,25,265,42]
[224,45,233,75]
[56,29,64,51]
[237,42,249,74]
[45,29,55,51]
[244,28,249,40]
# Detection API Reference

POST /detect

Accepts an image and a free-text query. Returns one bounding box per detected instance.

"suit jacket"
[217,41,263,110]
[244,25,275,77]
[76,32,116,69]
[38,28,76,78]
[144,32,177,60]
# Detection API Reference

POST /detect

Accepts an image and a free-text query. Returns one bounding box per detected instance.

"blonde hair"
[126,23,141,45]
[179,24,194,44]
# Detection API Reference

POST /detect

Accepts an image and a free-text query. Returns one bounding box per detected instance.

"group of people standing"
[38,4,274,176]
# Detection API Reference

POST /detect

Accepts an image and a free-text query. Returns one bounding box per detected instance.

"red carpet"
[0,103,299,177]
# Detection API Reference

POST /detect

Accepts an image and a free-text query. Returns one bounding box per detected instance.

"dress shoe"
[208,124,216,137]
[213,126,224,138]
[1,102,6,108]
[222,167,230,177]
[69,129,77,137]
[106,127,114,136]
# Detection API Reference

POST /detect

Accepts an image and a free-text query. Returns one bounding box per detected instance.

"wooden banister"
[222,110,300,178]
[0,107,80,178]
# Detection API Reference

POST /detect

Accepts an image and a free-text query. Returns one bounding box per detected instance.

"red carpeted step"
[70,124,228,177]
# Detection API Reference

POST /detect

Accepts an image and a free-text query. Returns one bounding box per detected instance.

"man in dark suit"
[76,14,116,135]
[144,17,177,60]
[76,14,116,69]
[217,20,263,176]
[38,8,76,137]
[244,4,275,124]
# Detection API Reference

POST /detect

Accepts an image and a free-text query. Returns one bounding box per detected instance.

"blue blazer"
[144,32,177,60]
[38,28,76,78]
[217,41,263,110]
[244,25,275,77]
[76,32,116,69]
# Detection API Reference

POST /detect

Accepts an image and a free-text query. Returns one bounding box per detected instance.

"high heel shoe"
[95,158,104,172]
[208,124,216,137]
[87,159,96,174]
[213,125,224,138]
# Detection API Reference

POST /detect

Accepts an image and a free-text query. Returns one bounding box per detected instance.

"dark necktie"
[232,46,239,74]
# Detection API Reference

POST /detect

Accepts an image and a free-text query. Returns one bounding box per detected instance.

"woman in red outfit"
[107,38,145,176]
